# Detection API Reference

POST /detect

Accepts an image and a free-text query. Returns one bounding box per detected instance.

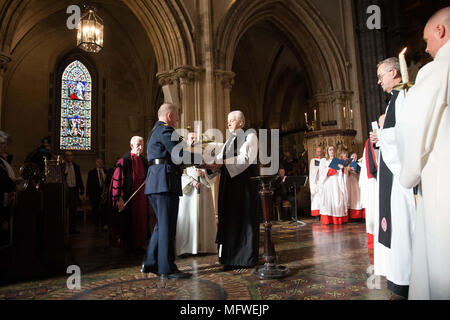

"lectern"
[250,176,290,279]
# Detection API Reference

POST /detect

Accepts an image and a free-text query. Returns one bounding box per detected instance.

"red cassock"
[108,153,151,250]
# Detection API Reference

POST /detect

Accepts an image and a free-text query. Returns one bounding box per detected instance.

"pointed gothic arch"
[215,0,350,94]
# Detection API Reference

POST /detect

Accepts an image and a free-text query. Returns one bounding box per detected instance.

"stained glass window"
[60,60,92,151]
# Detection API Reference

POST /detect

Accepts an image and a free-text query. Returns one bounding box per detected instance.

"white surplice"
[396,40,450,300]
[176,166,217,256]
[317,158,347,218]
[309,158,322,215]
[376,89,416,287]
[359,149,378,236]
[347,166,362,213]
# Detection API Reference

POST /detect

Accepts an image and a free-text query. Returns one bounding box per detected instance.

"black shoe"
[223,265,239,271]
[140,264,155,274]
[160,271,192,280]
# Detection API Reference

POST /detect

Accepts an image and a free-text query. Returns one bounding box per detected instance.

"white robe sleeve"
[224,132,258,178]
[309,159,319,195]
[181,168,196,195]
[378,90,405,178]
[397,61,449,189]
[317,158,329,194]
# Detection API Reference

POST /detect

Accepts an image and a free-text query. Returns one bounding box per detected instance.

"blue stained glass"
[60,61,92,151]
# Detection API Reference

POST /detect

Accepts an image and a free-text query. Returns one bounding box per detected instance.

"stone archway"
[215,0,364,161]
[216,0,349,94]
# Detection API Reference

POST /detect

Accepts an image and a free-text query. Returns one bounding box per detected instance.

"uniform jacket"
[145,121,189,196]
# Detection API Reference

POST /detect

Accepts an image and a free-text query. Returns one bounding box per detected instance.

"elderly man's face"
[227,114,243,133]
[315,148,323,158]
[187,133,196,146]
[131,139,144,156]
[377,64,397,93]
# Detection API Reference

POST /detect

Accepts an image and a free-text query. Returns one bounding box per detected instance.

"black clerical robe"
[378,90,400,248]
[212,130,261,267]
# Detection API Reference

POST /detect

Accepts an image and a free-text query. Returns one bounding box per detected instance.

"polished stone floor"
[0,215,397,300]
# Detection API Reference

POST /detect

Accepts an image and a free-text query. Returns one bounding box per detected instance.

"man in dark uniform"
[140,103,197,279]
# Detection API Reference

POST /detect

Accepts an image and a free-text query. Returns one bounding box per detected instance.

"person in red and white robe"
[309,147,324,218]
[317,146,348,225]
[347,151,364,219]
[359,139,379,249]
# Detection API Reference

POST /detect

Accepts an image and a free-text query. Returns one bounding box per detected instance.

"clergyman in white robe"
[376,89,416,295]
[397,39,450,300]
[317,157,348,225]
[309,157,322,217]
[176,166,217,256]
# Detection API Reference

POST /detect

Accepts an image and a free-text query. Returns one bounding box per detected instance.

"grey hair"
[130,136,143,145]
[158,102,177,119]
[0,130,9,144]
[229,110,246,126]
[377,57,400,73]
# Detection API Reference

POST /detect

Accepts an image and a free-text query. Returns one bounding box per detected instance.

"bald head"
[158,102,179,127]
[424,7,450,58]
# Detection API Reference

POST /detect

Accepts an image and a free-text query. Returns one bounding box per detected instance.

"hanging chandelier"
[77,7,103,53]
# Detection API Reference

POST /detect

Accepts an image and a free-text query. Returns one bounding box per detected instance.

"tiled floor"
[0,216,396,300]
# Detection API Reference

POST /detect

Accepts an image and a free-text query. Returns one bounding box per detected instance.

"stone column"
[176,66,197,130]
[215,70,235,135]
[0,52,12,127]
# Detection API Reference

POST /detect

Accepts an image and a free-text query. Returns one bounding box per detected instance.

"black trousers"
[67,187,80,230]
[275,194,296,220]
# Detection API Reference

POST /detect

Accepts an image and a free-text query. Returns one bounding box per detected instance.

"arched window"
[60,60,92,151]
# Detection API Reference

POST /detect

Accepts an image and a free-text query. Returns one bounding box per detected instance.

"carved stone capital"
[156,71,176,86]
[215,70,235,90]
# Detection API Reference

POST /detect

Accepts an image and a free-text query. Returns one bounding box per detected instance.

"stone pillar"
[176,66,198,130]
[157,66,204,131]
[0,52,12,127]
[215,70,235,135]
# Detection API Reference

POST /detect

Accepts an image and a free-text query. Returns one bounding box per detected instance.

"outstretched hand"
[117,197,125,213]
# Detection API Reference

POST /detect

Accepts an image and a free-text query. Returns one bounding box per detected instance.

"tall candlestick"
[399,47,409,84]
[343,107,346,119]
[314,109,317,121]
[304,112,308,124]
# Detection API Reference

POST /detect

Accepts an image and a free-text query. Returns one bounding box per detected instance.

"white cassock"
[309,158,322,216]
[375,89,416,289]
[176,166,217,256]
[396,40,450,300]
[359,148,378,237]
[317,158,348,223]
[347,164,363,219]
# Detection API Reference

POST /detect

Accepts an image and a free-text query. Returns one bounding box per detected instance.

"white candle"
[350,109,353,119]
[304,113,308,123]
[314,109,317,121]
[343,107,346,119]
[399,47,409,84]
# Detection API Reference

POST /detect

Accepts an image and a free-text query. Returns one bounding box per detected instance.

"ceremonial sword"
[118,180,146,213]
